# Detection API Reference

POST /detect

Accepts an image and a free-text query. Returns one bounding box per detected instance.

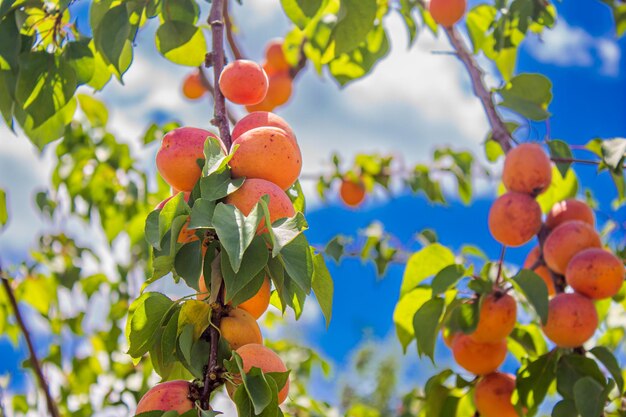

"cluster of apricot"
[135,109,304,414]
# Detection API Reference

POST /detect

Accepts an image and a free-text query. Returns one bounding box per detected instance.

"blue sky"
[0,0,624,412]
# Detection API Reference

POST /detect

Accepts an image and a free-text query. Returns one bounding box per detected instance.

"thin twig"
[494,245,506,287]
[223,0,244,60]
[208,0,232,150]
[197,66,238,126]
[0,264,61,417]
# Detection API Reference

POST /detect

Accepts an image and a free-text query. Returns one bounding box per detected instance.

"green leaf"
[77,94,108,127]
[557,354,605,400]
[536,166,578,213]
[590,346,623,393]
[312,251,333,328]
[63,40,95,86]
[0,14,21,70]
[400,243,455,296]
[244,367,274,415]
[174,240,203,289]
[269,212,308,257]
[512,269,549,325]
[548,139,573,178]
[393,287,431,351]
[221,236,269,303]
[324,235,348,262]
[330,0,377,56]
[126,292,174,358]
[200,171,243,202]
[431,264,465,295]
[517,352,558,413]
[573,377,605,417]
[177,300,210,340]
[466,5,497,53]
[498,73,553,121]
[0,188,7,230]
[93,5,132,76]
[15,97,77,151]
[156,21,207,67]
[188,198,216,229]
[212,202,262,273]
[278,233,314,294]
[413,297,444,362]
[552,400,578,417]
[280,0,327,29]
[161,0,199,23]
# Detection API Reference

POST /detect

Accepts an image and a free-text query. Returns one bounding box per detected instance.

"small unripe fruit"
[546,199,595,229]
[543,220,602,274]
[502,143,552,195]
[135,380,193,415]
[566,248,624,300]
[452,334,507,375]
[339,178,366,207]
[470,293,517,343]
[475,372,518,417]
[182,71,206,100]
[232,111,295,142]
[220,308,263,350]
[488,192,542,247]
[429,0,467,27]
[523,246,556,296]
[219,60,269,105]
[542,292,598,348]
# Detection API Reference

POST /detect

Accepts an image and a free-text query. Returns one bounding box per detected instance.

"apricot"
[230,344,290,404]
[429,0,467,27]
[543,220,602,274]
[523,246,556,296]
[542,292,598,348]
[156,127,223,192]
[546,199,595,229]
[264,72,292,107]
[220,308,263,350]
[452,334,507,375]
[245,97,276,113]
[566,248,624,300]
[502,143,552,195]
[135,380,194,415]
[198,276,270,319]
[488,192,542,247]
[232,111,295,142]
[219,60,268,105]
[264,40,290,75]
[182,71,206,100]
[229,127,302,190]
[470,293,517,343]
[340,178,366,207]
[474,372,517,417]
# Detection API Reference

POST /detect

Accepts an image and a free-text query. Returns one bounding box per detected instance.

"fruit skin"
[488,192,542,247]
[470,293,517,343]
[474,372,518,417]
[451,334,507,375]
[546,199,595,229]
[225,179,296,232]
[219,60,269,105]
[566,248,624,300]
[156,127,223,192]
[220,308,263,350]
[246,71,293,112]
[524,246,556,296]
[429,0,467,27]
[543,220,602,274]
[232,111,295,142]
[135,380,194,415]
[230,344,290,404]
[542,292,598,348]
[182,71,206,100]
[197,276,271,319]
[340,178,366,207]
[229,127,302,190]
[502,143,552,195]
[264,40,290,75]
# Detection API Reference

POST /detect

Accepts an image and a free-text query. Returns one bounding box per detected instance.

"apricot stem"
[0,263,61,417]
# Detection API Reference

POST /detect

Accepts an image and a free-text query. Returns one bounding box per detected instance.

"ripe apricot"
[219,60,268,105]
[543,220,602,274]
[135,380,193,415]
[542,292,598,348]
[264,40,290,75]
[429,0,467,27]
[523,246,556,296]
[546,199,595,229]
[229,127,302,190]
[502,143,552,195]
[220,308,263,350]
[566,248,624,300]
[232,111,295,142]
[470,293,517,343]
[156,127,223,192]
[245,97,276,113]
[340,178,366,207]
[182,71,206,100]
[230,344,290,404]
[474,372,517,417]
[264,72,292,107]
[452,334,507,375]
[238,277,271,319]
[488,192,542,247]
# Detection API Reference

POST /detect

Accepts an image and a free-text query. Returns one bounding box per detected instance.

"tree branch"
[0,264,60,417]
[223,0,244,61]
[208,0,232,150]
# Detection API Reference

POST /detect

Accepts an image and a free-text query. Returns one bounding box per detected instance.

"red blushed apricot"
[543,220,602,274]
[135,380,194,415]
[229,127,302,190]
[566,248,624,300]
[452,334,507,375]
[524,246,556,296]
[542,292,598,348]
[220,308,263,350]
[156,127,224,192]
[219,60,269,105]
[429,0,467,27]
[475,372,518,417]
[232,111,295,142]
[470,293,517,343]
[488,192,542,247]
[502,143,552,195]
[340,178,366,207]
[546,199,595,229]
[264,40,290,75]
[182,71,206,100]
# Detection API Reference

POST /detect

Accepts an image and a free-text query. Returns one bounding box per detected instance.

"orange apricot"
[523,246,556,296]
[488,192,542,247]
[219,60,268,105]
[339,178,366,207]
[264,72,293,107]
[546,199,595,229]
[232,111,295,142]
[264,40,290,75]
[542,292,598,348]
[230,344,290,404]
[220,308,263,350]
[238,277,271,319]
[470,292,517,343]
[452,334,507,375]
[502,143,552,195]
[135,380,193,415]
[156,127,223,192]
[565,248,624,300]
[182,71,206,100]
[543,220,602,274]
[429,0,467,27]
[474,372,518,417]
[229,127,302,190]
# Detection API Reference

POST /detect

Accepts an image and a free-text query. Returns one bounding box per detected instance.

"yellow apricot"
[543,220,602,274]
[470,293,517,343]
[542,292,598,348]
[135,380,193,415]
[219,60,269,105]
[220,308,263,350]
[488,192,542,247]
[566,248,624,300]
[452,334,507,375]
[502,143,552,195]
[475,372,518,417]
